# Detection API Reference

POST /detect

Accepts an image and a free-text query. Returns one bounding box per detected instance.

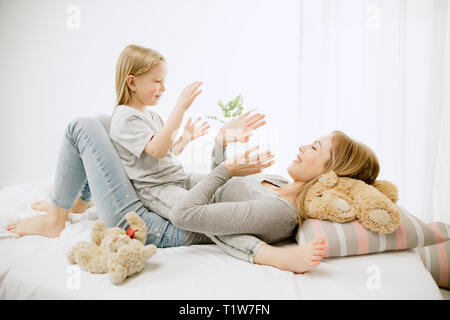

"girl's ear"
[125,75,136,92]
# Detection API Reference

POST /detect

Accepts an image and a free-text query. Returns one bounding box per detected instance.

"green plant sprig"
[207,94,257,124]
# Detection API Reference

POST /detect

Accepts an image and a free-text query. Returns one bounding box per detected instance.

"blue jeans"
[50,115,263,263]
[50,115,185,247]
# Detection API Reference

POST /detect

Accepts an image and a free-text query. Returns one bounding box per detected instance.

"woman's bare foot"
[277,237,327,273]
[253,237,327,274]
[7,204,69,238]
[31,199,93,214]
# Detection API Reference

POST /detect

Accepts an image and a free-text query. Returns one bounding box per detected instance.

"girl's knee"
[66,117,104,142]
[93,114,110,131]
[67,116,95,135]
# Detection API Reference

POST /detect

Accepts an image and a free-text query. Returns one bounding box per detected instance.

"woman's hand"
[175,81,203,111]
[224,146,275,177]
[183,117,210,141]
[216,111,266,146]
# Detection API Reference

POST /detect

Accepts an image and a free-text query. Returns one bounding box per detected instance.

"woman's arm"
[208,140,266,264]
[207,140,268,264]
[169,150,285,239]
[211,138,227,170]
[211,111,265,169]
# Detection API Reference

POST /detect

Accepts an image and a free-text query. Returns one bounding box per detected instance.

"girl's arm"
[144,81,203,158]
[172,117,210,157]
[171,134,190,157]
[144,105,185,158]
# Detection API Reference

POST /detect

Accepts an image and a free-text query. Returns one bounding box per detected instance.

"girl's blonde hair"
[111,44,165,122]
[295,130,380,226]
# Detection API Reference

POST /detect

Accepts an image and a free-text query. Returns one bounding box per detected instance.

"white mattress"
[0,179,444,300]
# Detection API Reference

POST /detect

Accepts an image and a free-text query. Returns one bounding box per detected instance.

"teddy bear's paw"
[359,207,400,233]
[333,198,350,212]
[109,264,127,285]
[306,194,356,222]
[144,244,157,259]
[330,197,356,221]
[67,241,94,264]
[367,208,392,226]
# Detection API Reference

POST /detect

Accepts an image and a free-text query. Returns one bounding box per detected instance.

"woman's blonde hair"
[111,44,165,121]
[295,130,380,226]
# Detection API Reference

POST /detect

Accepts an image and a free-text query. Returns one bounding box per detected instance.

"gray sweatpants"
[138,172,264,263]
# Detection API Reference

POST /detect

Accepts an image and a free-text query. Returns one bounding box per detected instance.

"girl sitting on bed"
[7,44,380,274]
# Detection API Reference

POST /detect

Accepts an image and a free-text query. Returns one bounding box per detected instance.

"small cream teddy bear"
[67,211,157,285]
[304,170,401,234]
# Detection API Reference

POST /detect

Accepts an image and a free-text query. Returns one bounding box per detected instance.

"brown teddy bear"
[67,211,157,285]
[303,170,401,234]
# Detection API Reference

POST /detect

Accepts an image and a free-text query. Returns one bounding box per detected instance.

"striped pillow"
[416,240,449,289]
[296,204,449,258]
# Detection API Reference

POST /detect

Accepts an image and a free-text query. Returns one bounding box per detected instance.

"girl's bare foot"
[71,199,94,213]
[7,204,69,238]
[30,200,52,212]
[253,237,327,274]
[31,199,93,214]
[277,237,327,273]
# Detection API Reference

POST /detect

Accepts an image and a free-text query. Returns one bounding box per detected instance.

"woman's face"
[133,61,168,106]
[287,134,333,182]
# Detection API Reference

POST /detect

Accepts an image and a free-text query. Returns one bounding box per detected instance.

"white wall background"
[0,0,298,186]
[0,0,449,223]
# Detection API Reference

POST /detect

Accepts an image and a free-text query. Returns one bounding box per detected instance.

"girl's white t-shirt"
[109,105,187,190]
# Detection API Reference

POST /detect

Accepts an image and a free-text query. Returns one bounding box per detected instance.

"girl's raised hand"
[176,81,203,111]
[224,146,275,177]
[183,117,210,141]
[216,111,266,146]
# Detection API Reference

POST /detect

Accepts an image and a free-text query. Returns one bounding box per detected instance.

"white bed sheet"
[0,179,444,300]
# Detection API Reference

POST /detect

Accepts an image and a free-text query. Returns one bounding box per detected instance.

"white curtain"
[298,0,450,223]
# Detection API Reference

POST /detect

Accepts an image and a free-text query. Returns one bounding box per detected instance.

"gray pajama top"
[169,141,299,244]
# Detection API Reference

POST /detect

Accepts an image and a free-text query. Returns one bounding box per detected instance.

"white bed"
[0,178,445,300]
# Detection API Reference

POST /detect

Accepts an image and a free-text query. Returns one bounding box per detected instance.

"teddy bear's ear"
[318,170,338,188]
[91,220,107,246]
[372,180,399,203]
[125,211,147,245]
